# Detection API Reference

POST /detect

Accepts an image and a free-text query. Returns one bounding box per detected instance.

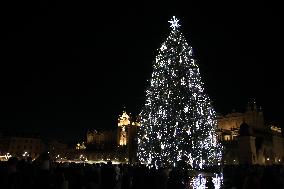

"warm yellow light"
[118,111,131,126]
[270,125,282,133]
[76,142,86,150]
[119,126,127,146]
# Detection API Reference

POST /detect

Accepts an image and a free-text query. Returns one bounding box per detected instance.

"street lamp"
[5,153,12,160]
[22,151,29,157]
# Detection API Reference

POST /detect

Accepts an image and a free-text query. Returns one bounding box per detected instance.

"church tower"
[117,111,131,146]
[117,111,140,162]
[117,111,140,145]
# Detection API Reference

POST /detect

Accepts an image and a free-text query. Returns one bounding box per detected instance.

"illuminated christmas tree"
[137,16,222,169]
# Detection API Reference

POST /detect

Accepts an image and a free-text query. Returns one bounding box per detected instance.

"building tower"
[244,101,265,131]
[118,111,131,146]
[117,111,140,162]
[86,129,96,144]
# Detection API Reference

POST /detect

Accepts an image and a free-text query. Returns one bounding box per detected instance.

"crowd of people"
[222,164,284,189]
[0,153,283,189]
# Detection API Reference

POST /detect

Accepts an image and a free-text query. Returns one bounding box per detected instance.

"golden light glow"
[119,126,127,146]
[118,111,140,146]
[224,135,231,141]
[270,125,282,133]
[118,111,131,127]
[132,122,140,126]
[76,142,86,150]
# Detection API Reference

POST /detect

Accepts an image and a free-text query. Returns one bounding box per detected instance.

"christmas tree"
[137,16,222,169]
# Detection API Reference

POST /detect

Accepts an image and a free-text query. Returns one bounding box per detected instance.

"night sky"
[1,1,282,141]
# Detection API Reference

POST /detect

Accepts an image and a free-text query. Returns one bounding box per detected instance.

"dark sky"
[1,1,283,141]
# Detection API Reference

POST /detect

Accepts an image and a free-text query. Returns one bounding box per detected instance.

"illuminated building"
[0,133,45,160]
[117,111,140,162]
[117,111,140,146]
[118,111,130,146]
[83,111,139,162]
[47,139,69,160]
[82,103,283,165]
[217,101,284,165]
[86,129,117,149]
[76,142,86,150]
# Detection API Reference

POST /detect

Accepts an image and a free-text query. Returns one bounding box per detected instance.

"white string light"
[138,16,222,169]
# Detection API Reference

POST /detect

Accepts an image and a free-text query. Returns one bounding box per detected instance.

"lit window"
[224,135,230,141]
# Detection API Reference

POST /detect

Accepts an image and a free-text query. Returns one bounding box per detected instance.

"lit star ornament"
[168,16,181,30]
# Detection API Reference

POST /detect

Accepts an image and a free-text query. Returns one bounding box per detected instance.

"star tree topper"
[168,16,181,30]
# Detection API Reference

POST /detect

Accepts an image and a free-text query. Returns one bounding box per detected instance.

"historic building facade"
[0,133,45,160]
[217,102,284,165]
[82,111,139,162]
[80,103,283,165]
